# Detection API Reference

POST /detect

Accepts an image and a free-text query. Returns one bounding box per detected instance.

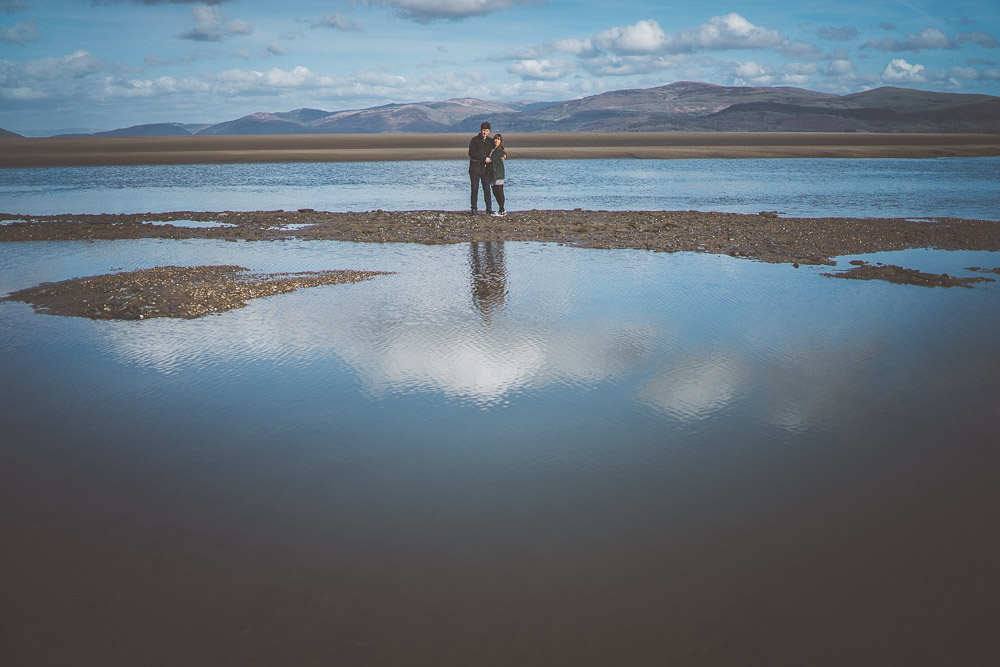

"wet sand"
[822,260,996,288]
[2,265,390,320]
[3,208,999,267]
[3,131,1000,166]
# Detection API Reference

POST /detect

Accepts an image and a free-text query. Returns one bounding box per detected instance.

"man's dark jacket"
[468,134,490,175]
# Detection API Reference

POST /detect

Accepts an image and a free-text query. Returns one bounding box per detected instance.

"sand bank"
[3,208,999,267]
[2,265,389,320]
[2,132,999,167]
[3,209,998,318]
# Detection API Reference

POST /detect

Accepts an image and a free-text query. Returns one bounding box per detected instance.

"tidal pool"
[2,239,998,665]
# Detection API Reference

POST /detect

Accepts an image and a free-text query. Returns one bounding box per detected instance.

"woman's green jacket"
[489,147,506,182]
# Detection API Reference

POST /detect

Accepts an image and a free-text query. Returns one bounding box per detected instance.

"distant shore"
[2,132,999,167]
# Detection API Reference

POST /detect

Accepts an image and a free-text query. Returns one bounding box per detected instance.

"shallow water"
[2,238,999,664]
[3,156,999,219]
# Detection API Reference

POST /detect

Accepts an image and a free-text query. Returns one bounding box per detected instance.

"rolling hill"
[52,81,1000,137]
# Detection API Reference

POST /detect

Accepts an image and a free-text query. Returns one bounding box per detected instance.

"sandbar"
[3,208,998,267]
[2,132,1000,167]
[2,265,390,320]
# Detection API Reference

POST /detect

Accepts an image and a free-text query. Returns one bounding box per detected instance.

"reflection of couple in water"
[468,121,507,217]
[469,241,507,323]
[466,121,512,321]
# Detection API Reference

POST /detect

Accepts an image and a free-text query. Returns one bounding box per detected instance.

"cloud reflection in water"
[85,240,1000,433]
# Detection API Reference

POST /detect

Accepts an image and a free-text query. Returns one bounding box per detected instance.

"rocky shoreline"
[3,208,999,265]
[2,265,391,320]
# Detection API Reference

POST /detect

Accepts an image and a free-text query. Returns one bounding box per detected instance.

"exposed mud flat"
[2,209,999,297]
[2,265,391,320]
[822,260,996,288]
[3,132,999,167]
[3,208,1000,263]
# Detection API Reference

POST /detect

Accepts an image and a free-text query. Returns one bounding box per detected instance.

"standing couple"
[468,121,507,216]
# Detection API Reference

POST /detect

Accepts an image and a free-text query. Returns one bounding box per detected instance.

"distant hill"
[195,98,541,135]
[486,82,1000,133]
[55,123,195,138]
[0,127,23,138]
[98,123,194,137]
[195,113,307,136]
[56,82,1000,137]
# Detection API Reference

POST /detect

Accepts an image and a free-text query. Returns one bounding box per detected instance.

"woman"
[488,133,507,217]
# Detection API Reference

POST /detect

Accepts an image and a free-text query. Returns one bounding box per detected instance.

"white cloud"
[0,17,39,45]
[508,59,576,81]
[21,50,105,80]
[724,60,818,86]
[263,42,287,57]
[787,61,819,75]
[956,31,999,48]
[178,6,252,41]
[823,59,854,76]
[0,50,224,112]
[583,53,686,77]
[862,27,954,52]
[226,19,252,36]
[659,14,816,56]
[102,0,229,4]
[950,65,1000,81]
[353,69,407,87]
[211,66,336,92]
[595,19,668,55]
[550,38,597,57]
[881,58,929,82]
[815,25,858,42]
[311,13,362,32]
[510,14,818,83]
[366,0,530,23]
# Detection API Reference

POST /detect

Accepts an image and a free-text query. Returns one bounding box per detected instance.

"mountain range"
[4,81,999,138]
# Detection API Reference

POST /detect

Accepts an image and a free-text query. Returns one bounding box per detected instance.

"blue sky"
[1,0,998,135]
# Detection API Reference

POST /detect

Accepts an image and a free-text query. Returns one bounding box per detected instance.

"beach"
[3,131,1000,167]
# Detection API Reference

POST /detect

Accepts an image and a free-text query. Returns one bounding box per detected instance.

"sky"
[1,0,998,135]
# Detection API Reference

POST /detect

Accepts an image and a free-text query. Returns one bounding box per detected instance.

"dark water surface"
[2,157,999,219]
[2,238,999,665]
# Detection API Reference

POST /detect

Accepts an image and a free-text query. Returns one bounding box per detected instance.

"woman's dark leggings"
[491,185,505,212]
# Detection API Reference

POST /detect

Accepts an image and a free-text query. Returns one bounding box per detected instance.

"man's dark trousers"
[470,171,492,213]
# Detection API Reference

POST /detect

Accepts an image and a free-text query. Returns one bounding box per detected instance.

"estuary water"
[2,158,1000,664]
[2,156,999,219]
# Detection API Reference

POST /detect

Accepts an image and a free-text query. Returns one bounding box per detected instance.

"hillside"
[53,81,1000,137]
[196,98,541,135]
[0,127,23,138]
[487,82,1000,133]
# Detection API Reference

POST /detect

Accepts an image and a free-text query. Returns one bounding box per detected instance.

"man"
[468,121,494,215]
